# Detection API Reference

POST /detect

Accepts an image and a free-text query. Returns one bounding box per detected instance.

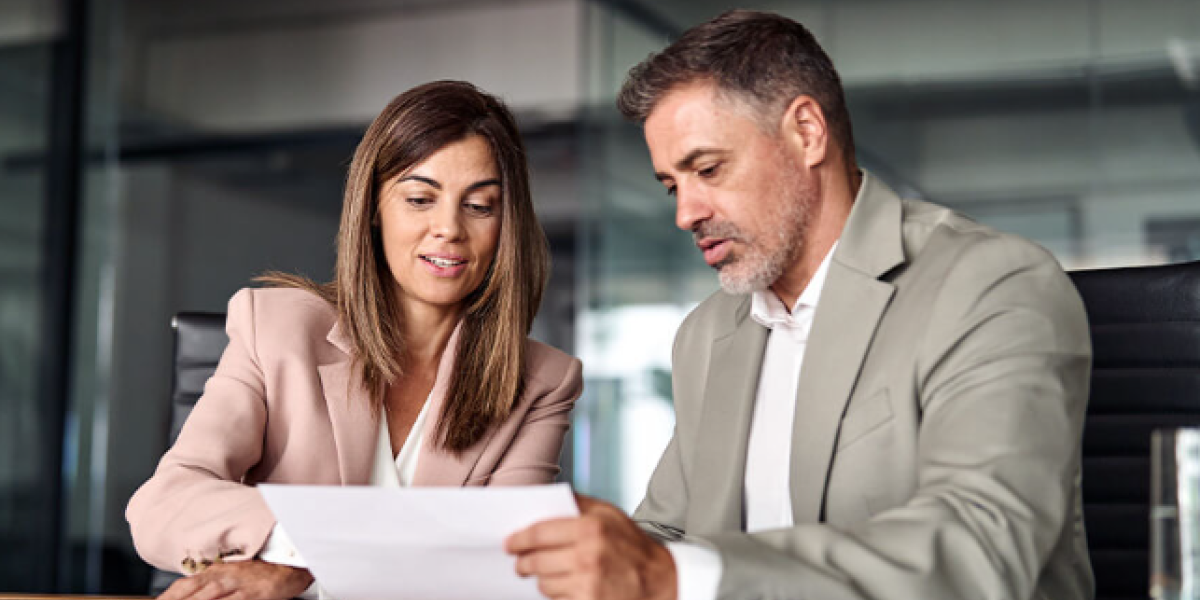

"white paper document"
[259,483,578,600]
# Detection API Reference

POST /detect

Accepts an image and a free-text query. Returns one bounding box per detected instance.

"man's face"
[645,82,816,295]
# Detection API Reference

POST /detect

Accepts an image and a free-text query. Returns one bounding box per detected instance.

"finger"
[506,518,584,553]
[515,547,579,578]
[573,493,598,512]
[158,575,202,600]
[574,494,623,522]
[190,577,238,600]
[534,573,577,600]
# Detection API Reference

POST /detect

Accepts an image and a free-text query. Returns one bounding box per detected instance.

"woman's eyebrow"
[397,175,441,189]
[465,178,501,193]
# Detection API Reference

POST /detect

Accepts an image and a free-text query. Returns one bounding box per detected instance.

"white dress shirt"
[258,397,432,599]
[667,242,837,600]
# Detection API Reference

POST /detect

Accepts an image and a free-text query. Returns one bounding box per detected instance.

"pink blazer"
[126,287,583,573]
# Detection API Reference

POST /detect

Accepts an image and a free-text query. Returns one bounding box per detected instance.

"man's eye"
[666,185,677,197]
[698,164,719,177]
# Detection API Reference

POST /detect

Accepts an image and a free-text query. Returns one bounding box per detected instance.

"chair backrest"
[167,312,229,444]
[1069,260,1200,600]
[149,312,228,595]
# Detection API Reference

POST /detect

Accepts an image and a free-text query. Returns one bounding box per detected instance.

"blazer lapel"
[691,299,768,532]
[788,173,905,524]
[412,323,486,486]
[318,320,377,485]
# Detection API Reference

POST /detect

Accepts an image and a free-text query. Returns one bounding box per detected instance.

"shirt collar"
[750,241,838,331]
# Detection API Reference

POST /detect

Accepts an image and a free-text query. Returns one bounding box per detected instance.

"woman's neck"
[397,301,462,370]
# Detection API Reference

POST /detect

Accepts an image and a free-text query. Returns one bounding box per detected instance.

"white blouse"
[372,396,433,488]
[258,396,433,599]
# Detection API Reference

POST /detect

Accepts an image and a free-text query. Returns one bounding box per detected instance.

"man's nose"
[674,185,712,232]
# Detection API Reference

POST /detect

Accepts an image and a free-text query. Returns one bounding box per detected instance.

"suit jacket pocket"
[836,389,893,451]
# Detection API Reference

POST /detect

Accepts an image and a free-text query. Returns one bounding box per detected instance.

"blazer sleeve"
[633,321,696,542]
[633,432,690,542]
[486,355,583,486]
[126,288,277,572]
[703,241,1092,600]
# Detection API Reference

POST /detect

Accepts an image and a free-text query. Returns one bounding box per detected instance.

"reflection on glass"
[575,305,688,509]
[0,38,54,591]
[1153,429,1200,600]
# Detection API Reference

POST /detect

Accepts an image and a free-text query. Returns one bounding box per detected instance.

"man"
[507,10,1093,600]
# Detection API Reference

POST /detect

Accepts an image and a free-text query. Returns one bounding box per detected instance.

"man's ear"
[779,95,829,169]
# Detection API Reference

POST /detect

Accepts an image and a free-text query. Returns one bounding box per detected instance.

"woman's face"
[378,135,503,317]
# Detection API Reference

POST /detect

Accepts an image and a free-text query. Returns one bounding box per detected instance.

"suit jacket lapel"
[318,320,376,485]
[691,298,768,532]
[788,173,906,524]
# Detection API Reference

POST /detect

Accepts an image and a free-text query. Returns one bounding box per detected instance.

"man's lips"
[697,238,731,266]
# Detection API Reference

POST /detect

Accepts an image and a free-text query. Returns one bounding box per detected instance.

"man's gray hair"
[617,10,856,169]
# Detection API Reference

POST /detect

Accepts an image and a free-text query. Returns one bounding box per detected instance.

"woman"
[126,81,583,599]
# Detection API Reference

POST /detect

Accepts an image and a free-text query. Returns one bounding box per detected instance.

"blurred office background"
[1,0,1198,592]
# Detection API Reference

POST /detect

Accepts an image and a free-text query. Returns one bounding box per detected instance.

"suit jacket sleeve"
[634,324,696,543]
[652,240,1092,600]
[486,355,584,485]
[635,432,691,542]
[126,288,277,572]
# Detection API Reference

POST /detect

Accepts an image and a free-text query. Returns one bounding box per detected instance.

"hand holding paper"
[506,494,678,600]
[259,483,578,600]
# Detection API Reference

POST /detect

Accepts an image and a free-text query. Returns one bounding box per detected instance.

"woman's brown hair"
[260,80,549,453]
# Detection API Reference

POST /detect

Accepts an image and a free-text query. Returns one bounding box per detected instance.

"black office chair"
[1070,260,1200,600]
[148,312,228,595]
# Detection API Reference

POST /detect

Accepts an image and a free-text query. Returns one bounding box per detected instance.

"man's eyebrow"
[397,175,441,189]
[654,147,726,182]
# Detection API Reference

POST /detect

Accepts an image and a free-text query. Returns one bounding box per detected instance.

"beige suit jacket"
[127,287,583,573]
[634,174,1094,600]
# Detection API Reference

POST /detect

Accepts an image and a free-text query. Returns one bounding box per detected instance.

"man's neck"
[769,169,858,308]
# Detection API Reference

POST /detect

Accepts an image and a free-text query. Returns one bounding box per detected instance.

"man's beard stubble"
[697,167,815,295]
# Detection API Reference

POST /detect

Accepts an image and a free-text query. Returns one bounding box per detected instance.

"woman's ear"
[778,95,829,169]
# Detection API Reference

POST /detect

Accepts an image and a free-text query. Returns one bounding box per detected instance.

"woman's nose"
[430,203,464,240]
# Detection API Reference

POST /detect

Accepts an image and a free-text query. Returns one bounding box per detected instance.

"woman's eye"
[465,202,495,216]
[406,197,434,207]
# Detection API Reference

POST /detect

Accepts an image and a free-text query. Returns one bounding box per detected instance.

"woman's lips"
[419,254,467,277]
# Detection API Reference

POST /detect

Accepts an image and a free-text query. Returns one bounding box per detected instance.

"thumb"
[573,492,603,513]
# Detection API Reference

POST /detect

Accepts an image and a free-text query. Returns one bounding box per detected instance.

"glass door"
[0,0,64,591]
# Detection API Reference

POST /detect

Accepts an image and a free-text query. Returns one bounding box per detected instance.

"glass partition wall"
[574,4,691,510]
[0,3,60,591]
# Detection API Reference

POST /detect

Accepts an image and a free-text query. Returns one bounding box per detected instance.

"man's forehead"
[645,84,755,170]
[646,82,723,129]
